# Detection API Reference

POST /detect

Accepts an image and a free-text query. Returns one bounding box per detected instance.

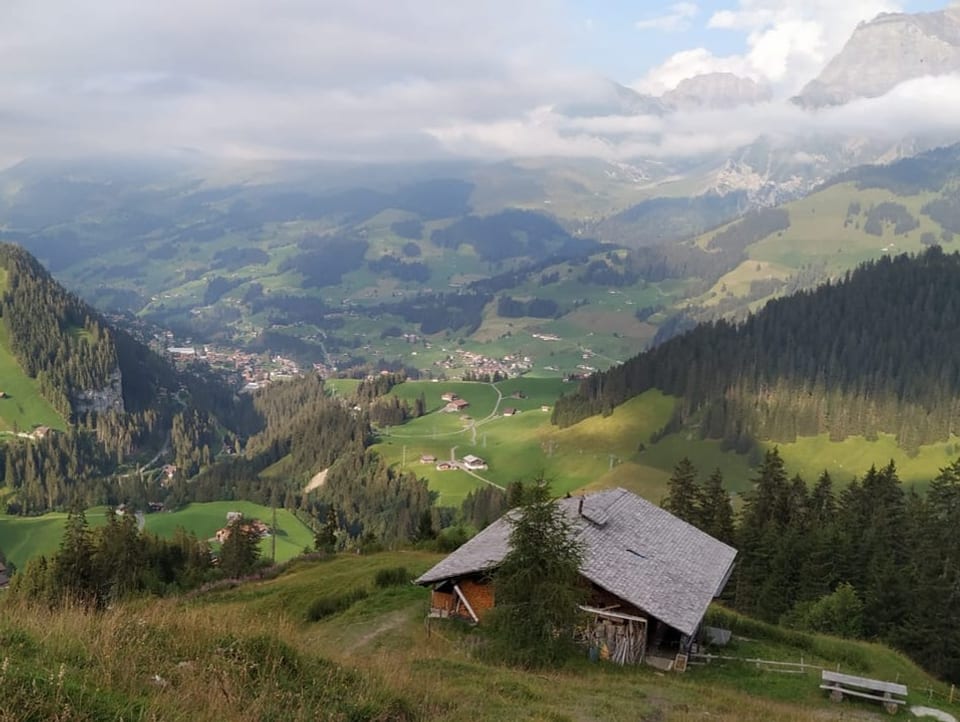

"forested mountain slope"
[0,243,255,513]
[0,243,182,417]
[554,247,960,453]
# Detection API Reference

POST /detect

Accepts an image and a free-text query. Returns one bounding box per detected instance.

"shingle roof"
[415,488,737,636]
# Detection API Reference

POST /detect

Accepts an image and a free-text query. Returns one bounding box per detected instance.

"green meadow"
[141,501,316,562]
[373,378,960,509]
[0,506,112,570]
[0,501,315,570]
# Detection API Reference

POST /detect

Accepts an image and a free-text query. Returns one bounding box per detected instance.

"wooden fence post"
[950,684,955,703]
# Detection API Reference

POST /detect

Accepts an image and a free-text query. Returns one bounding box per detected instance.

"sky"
[0,0,956,167]
[565,0,945,90]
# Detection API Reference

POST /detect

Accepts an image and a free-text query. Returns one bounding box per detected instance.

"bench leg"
[830,689,843,703]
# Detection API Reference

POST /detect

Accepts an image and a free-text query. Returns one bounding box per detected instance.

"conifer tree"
[314,506,339,553]
[735,448,789,618]
[219,519,261,578]
[52,506,95,604]
[485,479,585,668]
[698,468,735,545]
[897,459,960,680]
[94,508,144,603]
[663,457,700,525]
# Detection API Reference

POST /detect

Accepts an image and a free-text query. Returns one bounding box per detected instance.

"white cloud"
[632,49,756,95]
[0,0,585,165]
[429,73,960,163]
[635,0,901,94]
[635,2,700,32]
[0,0,958,171]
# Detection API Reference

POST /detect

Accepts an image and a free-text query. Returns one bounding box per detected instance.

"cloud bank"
[0,0,958,169]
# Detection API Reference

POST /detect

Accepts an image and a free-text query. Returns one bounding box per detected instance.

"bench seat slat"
[819,685,906,704]
[821,670,908,697]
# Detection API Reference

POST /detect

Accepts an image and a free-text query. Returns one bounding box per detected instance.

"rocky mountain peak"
[662,72,772,110]
[795,7,960,107]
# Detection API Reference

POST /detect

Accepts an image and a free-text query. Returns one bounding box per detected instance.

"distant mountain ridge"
[661,72,771,110]
[796,6,960,107]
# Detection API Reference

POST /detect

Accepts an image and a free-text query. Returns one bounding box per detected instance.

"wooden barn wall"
[460,578,495,619]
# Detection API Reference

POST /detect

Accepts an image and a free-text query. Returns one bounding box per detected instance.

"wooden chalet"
[416,488,737,665]
[444,398,470,412]
[0,562,8,589]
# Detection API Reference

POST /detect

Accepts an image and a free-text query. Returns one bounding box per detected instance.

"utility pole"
[271,483,278,564]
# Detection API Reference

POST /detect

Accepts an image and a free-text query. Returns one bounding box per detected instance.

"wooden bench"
[820,670,908,714]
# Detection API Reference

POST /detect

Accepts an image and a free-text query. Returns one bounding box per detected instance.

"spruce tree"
[735,448,789,618]
[485,480,585,668]
[314,506,339,553]
[663,457,700,525]
[219,519,261,578]
[698,468,735,545]
[94,508,144,603]
[898,460,960,680]
[52,506,95,604]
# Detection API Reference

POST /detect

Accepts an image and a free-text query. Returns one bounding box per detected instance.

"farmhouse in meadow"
[415,487,737,666]
[443,398,470,413]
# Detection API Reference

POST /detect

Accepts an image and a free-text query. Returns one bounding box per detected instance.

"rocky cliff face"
[796,7,960,107]
[72,367,125,414]
[662,72,771,110]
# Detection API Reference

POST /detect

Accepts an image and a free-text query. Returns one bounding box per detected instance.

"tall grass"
[0,597,413,722]
[2,553,955,722]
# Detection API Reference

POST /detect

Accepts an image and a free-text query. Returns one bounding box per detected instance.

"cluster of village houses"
[162,341,301,392]
[434,349,533,378]
[420,453,489,472]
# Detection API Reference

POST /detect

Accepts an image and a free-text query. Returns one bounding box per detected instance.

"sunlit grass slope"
[3,551,958,721]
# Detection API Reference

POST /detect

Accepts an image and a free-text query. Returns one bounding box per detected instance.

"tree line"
[9,507,214,606]
[664,450,960,683]
[554,248,960,453]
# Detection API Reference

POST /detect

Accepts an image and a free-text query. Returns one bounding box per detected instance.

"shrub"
[374,567,409,588]
[305,588,368,621]
[781,583,864,639]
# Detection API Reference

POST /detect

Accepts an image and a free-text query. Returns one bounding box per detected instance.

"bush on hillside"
[781,583,864,639]
[374,567,409,588]
[305,587,368,621]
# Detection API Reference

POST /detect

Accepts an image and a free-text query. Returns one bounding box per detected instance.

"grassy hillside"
[693,179,954,314]
[371,378,960,510]
[0,501,315,570]
[375,382,684,505]
[2,551,957,721]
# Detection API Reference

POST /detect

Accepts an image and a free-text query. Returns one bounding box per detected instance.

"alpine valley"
[6,5,960,720]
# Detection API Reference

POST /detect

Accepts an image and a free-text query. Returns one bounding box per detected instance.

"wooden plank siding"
[430,589,458,614]
[430,578,495,622]
[459,579,495,620]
